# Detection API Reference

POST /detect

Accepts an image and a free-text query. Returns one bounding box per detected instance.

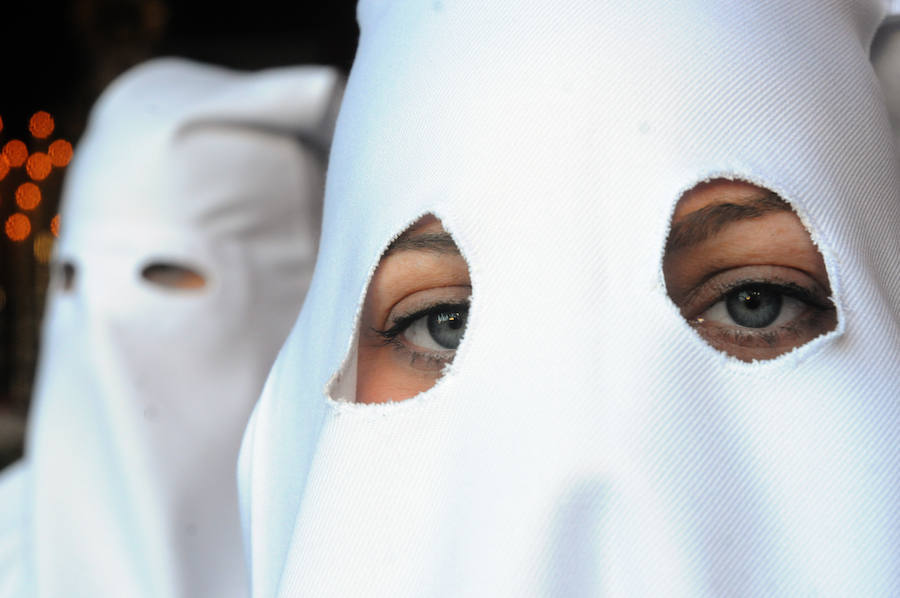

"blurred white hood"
[11,57,343,598]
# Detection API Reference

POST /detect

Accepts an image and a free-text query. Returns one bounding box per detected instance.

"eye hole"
[141,262,207,290]
[663,179,837,362]
[60,262,76,291]
[352,214,472,404]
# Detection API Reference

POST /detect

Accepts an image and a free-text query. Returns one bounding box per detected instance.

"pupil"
[725,285,782,328]
[741,291,761,310]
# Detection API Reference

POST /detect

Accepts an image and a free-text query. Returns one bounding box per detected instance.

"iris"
[426,308,467,349]
[725,285,782,328]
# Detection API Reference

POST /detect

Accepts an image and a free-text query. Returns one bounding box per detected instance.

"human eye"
[678,268,837,361]
[373,301,470,371]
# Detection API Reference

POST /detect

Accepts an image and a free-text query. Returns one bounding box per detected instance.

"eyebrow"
[665,191,794,252]
[384,231,461,256]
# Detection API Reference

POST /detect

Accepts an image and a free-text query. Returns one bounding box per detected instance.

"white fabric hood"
[18,57,343,597]
[240,2,900,596]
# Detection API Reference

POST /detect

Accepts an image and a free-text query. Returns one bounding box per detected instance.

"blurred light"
[5,213,31,241]
[33,231,54,264]
[3,140,28,167]
[16,183,41,210]
[29,111,54,139]
[50,214,60,237]
[0,287,6,312]
[0,114,3,134]
[0,155,8,181]
[48,139,73,167]
[26,152,52,181]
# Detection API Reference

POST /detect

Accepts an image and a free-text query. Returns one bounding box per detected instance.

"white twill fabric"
[239,1,900,597]
[0,58,343,598]
[874,11,900,146]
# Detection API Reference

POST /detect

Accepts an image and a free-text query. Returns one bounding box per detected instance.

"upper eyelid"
[696,281,835,319]
[386,287,472,319]
[711,280,825,303]
[384,300,470,333]
[680,267,829,307]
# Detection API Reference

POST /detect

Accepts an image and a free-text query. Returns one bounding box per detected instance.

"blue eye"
[371,300,470,375]
[404,305,468,350]
[424,308,467,349]
[725,285,782,328]
[375,302,469,353]
[698,282,824,331]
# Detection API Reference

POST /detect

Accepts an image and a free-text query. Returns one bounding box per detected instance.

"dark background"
[0,0,359,467]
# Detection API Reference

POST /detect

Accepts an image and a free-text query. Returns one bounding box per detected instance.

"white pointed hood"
[240,2,900,596]
[18,57,343,598]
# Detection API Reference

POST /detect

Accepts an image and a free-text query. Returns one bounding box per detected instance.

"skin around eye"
[356,216,472,404]
[663,180,837,362]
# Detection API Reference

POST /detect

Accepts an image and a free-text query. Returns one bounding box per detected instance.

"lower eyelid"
[693,304,835,350]
[386,336,455,372]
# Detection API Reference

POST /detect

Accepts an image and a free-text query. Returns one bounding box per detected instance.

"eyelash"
[372,301,469,370]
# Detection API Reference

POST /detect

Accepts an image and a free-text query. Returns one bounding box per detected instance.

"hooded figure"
[238,1,900,596]
[0,57,344,597]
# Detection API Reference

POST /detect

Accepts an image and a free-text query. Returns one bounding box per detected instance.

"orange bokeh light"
[0,155,8,181]
[5,213,31,242]
[29,111,55,139]
[48,139,73,167]
[50,214,60,237]
[3,140,28,167]
[16,183,41,210]
[26,152,52,181]
[0,114,3,134]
